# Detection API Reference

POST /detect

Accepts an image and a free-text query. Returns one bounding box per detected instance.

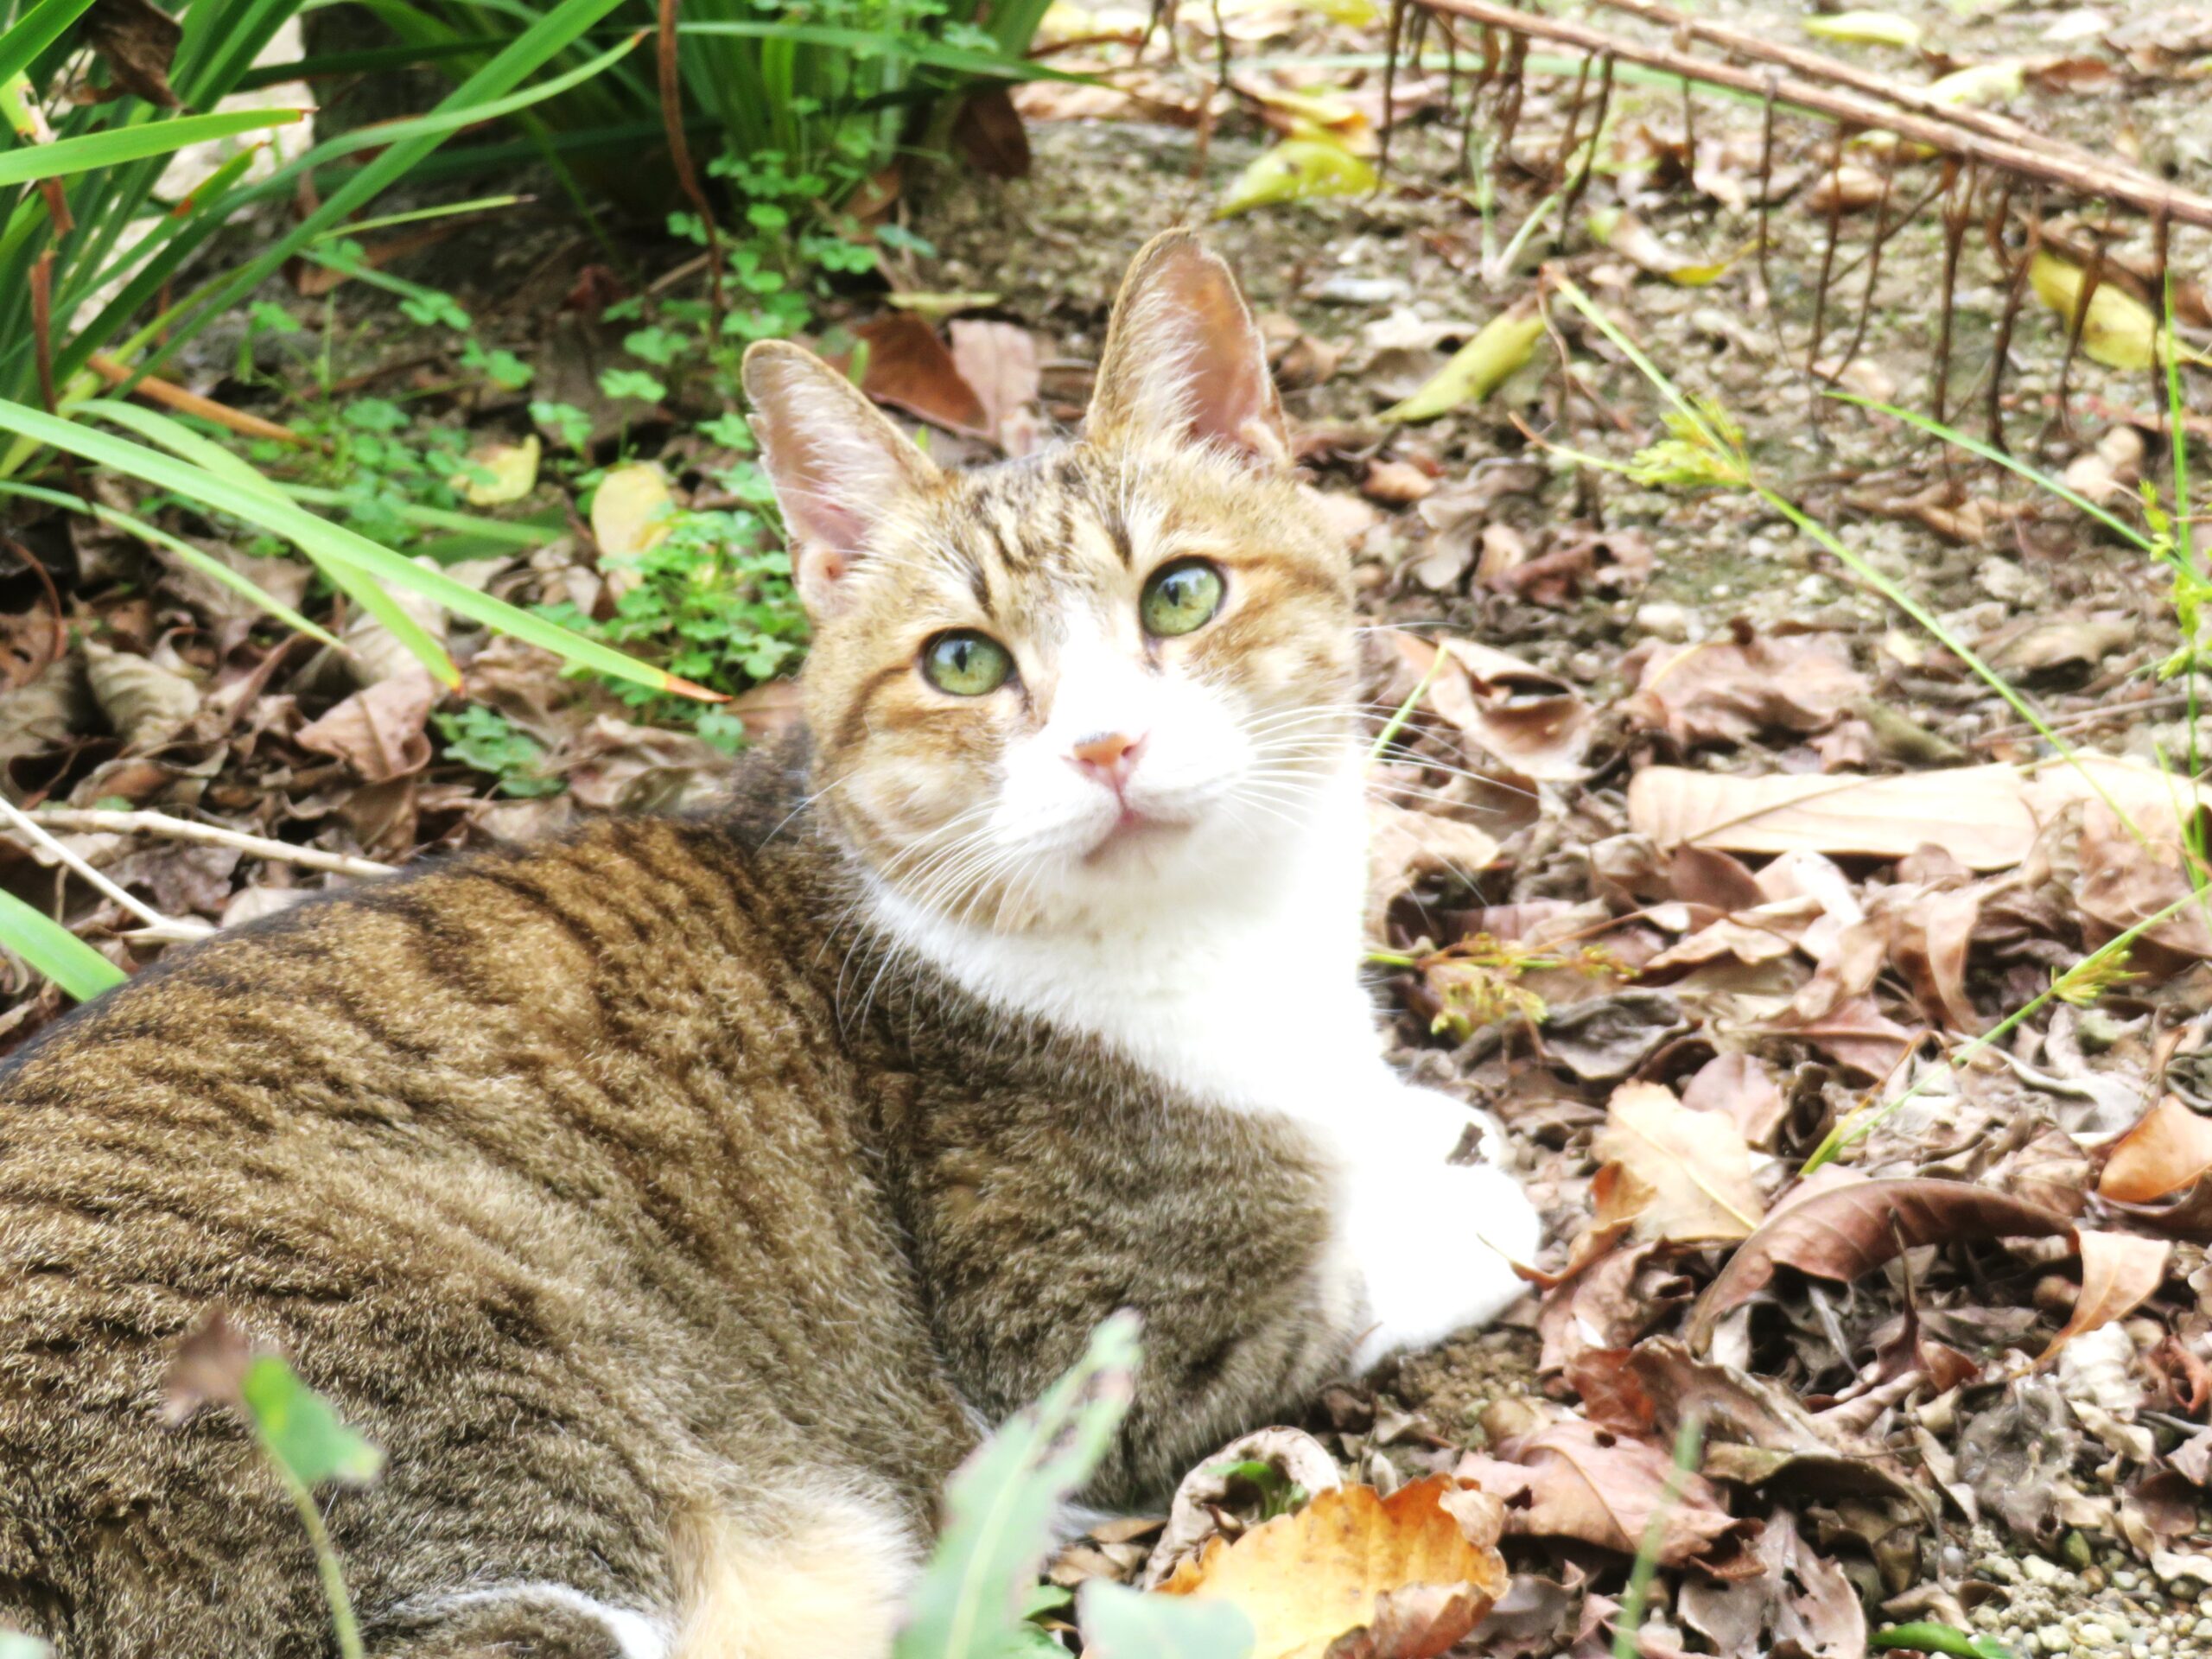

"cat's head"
[744,231,1355,932]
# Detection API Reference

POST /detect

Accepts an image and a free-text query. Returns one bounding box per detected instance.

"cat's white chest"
[867,798,1541,1370]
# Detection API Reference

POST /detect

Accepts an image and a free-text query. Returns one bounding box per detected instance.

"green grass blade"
[0,398,717,699]
[1826,391,2157,554]
[0,480,339,646]
[73,398,459,683]
[0,0,103,88]
[140,0,639,381]
[0,107,306,188]
[0,887,127,1001]
[308,194,525,241]
[676,21,1089,82]
[279,485,559,547]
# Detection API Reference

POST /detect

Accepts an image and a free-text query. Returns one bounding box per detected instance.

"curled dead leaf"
[2040,1230,2171,1363]
[296,672,438,785]
[1455,1420,1741,1566]
[2101,1096,2212,1204]
[1688,1178,2074,1349]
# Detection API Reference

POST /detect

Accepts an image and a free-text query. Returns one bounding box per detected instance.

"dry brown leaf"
[1688,1179,2074,1348]
[948,320,1042,454]
[855,315,991,436]
[1156,1476,1509,1659]
[2040,1230,2172,1363]
[1365,801,1501,939]
[84,640,200,749]
[1680,1052,1792,1149]
[1591,1081,1765,1246]
[1619,632,1866,748]
[296,672,437,784]
[1627,765,2037,868]
[1454,1421,1740,1566]
[162,1306,252,1421]
[2101,1096,2212,1203]
[1393,632,1592,781]
[1361,460,1435,505]
[1678,1508,1867,1659]
[1757,989,1916,1081]
[83,0,183,106]
[2075,799,2212,962]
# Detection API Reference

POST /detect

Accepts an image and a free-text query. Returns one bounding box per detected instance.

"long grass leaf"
[74,399,458,682]
[676,21,1088,81]
[139,0,639,381]
[1826,391,2157,554]
[0,480,339,646]
[0,107,305,188]
[0,0,103,88]
[0,887,126,1001]
[0,398,715,699]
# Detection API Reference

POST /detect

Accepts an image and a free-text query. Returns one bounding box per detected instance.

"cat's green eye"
[1140,559,1226,638]
[921,631,1014,696]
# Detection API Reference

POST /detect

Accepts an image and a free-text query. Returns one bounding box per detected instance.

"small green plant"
[542,466,806,746]
[893,1312,1255,1659]
[1611,1415,1706,1659]
[435,707,564,798]
[1205,1458,1309,1522]
[1371,934,1631,1039]
[165,1312,385,1659]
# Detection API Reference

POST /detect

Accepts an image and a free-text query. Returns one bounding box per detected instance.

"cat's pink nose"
[1070,731,1145,792]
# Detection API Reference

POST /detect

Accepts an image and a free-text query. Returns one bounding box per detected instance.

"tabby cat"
[0,231,1540,1658]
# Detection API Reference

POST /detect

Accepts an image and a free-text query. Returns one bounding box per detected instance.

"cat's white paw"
[1334,1093,1541,1375]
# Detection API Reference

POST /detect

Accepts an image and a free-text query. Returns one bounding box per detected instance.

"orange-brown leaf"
[2041,1230,2173,1363]
[2101,1096,2212,1204]
[1156,1477,1508,1659]
[854,315,991,436]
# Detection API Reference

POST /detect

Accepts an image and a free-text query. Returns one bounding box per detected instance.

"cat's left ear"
[1085,229,1289,469]
[743,340,944,617]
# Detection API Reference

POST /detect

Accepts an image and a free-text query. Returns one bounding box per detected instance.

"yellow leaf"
[1379,306,1545,422]
[1802,9,1923,47]
[2026,251,2211,372]
[591,462,677,563]
[1928,60,2024,105]
[453,434,540,506]
[1157,1477,1508,1659]
[1213,138,1377,219]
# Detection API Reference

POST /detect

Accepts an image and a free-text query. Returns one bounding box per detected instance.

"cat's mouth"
[1080,807,1192,864]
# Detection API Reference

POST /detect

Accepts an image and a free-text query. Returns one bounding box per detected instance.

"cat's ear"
[1084,229,1288,468]
[742,340,943,616]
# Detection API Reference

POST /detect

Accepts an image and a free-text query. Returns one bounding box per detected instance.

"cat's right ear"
[742,340,942,617]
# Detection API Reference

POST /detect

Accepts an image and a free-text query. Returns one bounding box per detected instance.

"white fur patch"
[410,1582,675,1659]
[673,1488,921,1659]
[870,735,1545,1374]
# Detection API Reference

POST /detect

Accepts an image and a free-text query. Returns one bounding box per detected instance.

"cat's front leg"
[1330,1083,1541,1374]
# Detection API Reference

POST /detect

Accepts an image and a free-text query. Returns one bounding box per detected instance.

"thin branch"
[0,795,210,939]
[656,0,724,318]
[24,808,397,880]
[1413,0,2212,231]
